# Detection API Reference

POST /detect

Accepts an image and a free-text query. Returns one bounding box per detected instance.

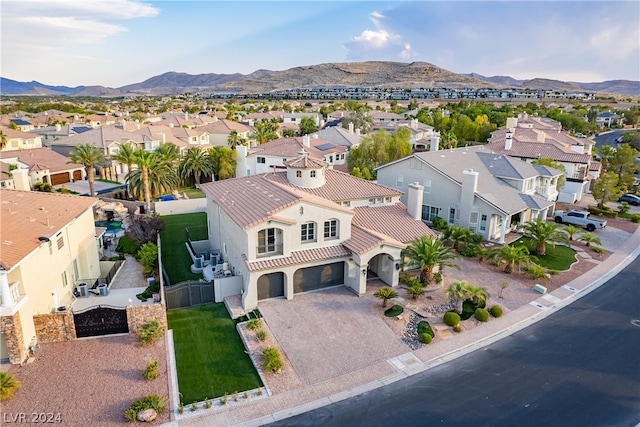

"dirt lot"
[2,335,170,427]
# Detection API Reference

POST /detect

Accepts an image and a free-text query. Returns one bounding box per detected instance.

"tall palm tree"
[67,143,106,197]
[129,150,178,213]
[402,236,460,285]
[494,244,530,274]
[227,130,247,150]
[155,143,180,165]
[208,146,237,180]
[110,142,137,178]
[522,218,568,256]
[252,120,278,144]
[179,147,214,185]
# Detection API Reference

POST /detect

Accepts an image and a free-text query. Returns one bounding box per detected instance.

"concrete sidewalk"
[170,225,640,427]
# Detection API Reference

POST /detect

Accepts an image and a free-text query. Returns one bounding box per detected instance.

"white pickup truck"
[553,210,607,231]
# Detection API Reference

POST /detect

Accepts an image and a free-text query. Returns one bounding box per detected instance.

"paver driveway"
[258,286,408,385]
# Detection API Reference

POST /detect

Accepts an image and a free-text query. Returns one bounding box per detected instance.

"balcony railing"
[256,244,283,257]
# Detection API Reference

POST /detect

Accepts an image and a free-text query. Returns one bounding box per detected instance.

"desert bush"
[142,360,158,380]
[630,214,640,223]
[419,333,433,344]
[443,311,460,327]
[417,320,435,337]
[453,325,462,333]
[384,305,404,317]
[592,246,606,254]
[0,371,20,400]
[124,395,167,422]
[138,320,164,346]
[262,347,282,373]
[255,329,267,342]
[525,264,549,280]
[247,318,262,330]
[407,283,424,299]
[474,308,490,322]
[460,244,482,258]
[489,305,503,318]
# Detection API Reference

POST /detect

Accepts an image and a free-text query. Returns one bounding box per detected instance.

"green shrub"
[461,299,485,320]
[255,329,267,342]
[419,333,433,344]
[204,399,212,409]
[233,391,239,402]
[587,206,618,218]
[431,216,448,231]
[548,269,560,276]
[443,311,460,327]
[262,347,282,373]
[460,244,481,258]
[474,308,490,322]
[138,320,164,346]
[124,394,167,422]
[191,402,198,412]
[247,318,262,330]
[489,305,503,318]
[399,273,412,284]
[417,320,435,337]
[453,325,462,333]
[434,272,443,284]
[592,246,606,254]
[221,392,228,405]
[115,235,140,254]
[525,264,548,280]
[0,371,20,400]
[142,360,158,380]
[630,214,640,223]
[384,305,404,317]
[407,283,424,299]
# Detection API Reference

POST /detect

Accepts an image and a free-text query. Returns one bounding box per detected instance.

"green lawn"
[511,237,577,271]
[167,304,262,404]
[160,213,208,284]
[160,186,206,199]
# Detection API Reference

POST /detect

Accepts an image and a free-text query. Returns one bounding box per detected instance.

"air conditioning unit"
[77,283,88,297]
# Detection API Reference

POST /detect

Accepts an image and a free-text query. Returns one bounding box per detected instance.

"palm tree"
[579,232,602,247]
[402,236,460,285]
[444,225,472,252]
[446,280,473,314]
[0,130,7,151]
[494,245,531,274]
[155,143,180,165]
[597,144,616,171]
[252,119,278,144]
[374,287,397,308]
[129,150,179,213]
[67,143,106,197]
[110,142,137,178]
[522,218,569,256]
[208,146,237,180]
[227,130,247,150]
[563,224,581,241]
[179,147,214,185]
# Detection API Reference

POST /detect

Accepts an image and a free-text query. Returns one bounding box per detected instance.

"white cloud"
[344,10,415,61]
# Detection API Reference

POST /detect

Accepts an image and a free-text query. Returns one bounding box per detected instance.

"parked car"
[615,136,623,144]
[554,210,607,231]
[575,132,586,138]
[618,193,640,206]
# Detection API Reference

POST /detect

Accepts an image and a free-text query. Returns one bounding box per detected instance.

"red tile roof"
[353,203,436,244]
[243,245,350,272]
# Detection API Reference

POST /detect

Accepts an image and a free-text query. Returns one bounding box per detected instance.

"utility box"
[533,284,547,294]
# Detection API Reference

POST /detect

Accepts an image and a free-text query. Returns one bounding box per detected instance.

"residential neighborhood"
[0,93,638,426]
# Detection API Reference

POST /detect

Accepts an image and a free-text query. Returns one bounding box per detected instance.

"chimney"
[355,128,361,136]
[430,134,440,152]
[536,131,546,143]
[158,132,166,143]
[11,168,31,191]
[461,169,478,210]
[313,134,319,139]
[407,182,424,220]
[505,130,513,150]
[348,122,354,134]
[303,135,310,147]
[55,124,61,131]
[506,117,518,129]
[411,119,418,129]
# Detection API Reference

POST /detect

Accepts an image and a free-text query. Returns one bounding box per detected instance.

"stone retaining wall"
[127,303,168,335]
[1,312,28,364]
[33,311,77,343]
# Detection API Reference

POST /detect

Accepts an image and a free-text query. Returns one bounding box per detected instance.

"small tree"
[591,171,621,209]
[579,232,601,247]
[563,224,581,241]
[374,287,397,308]
[495,245,531,274]
[522,218,568,256]
[406,283,424,300]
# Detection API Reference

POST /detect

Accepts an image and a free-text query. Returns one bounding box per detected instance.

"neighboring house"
[595,111,621,128]
[370,111,405,125]
[311,123,365,148]
[0,190,100,364]
[283,112,322,128]
[200,151,436,311]
[0,127,45,151]
[0,148,86,188]
[376,145,561,243]
[241,111,285,126]
[135,125,214,155]
[236,135,348,177]
[8,119,35,132]
[0,162,16,189]
[199,119,254,147]
[485,114,597,203]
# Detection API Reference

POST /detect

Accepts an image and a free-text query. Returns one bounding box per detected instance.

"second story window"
[301,222,316,242]
[396,175,404,188]
[324,219,338,239]
[258,228,276,254]
[257,157,266,164]
[311,170,316,178]
[296,171,302,178]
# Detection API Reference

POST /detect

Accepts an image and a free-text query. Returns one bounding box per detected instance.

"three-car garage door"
[293,262,344,294]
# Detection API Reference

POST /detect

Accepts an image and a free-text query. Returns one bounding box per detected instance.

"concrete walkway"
[167,225,640,427]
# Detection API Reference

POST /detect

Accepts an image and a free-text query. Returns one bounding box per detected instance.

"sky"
[1,1,639,88]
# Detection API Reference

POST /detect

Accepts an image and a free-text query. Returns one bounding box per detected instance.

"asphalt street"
[268,257,640,427]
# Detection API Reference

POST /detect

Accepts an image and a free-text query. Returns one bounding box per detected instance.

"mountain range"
[1,61,638,98]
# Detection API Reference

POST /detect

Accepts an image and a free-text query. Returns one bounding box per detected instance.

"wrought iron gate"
[73,305,129,338]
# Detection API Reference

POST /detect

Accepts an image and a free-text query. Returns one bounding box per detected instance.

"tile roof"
[311,126,364,147]
[199,119,254,134]
[342,226,385,255]
[265,169,402,203]
[0,189,98,270]
[200,175,302,229]
[519,193,554,210]
[249,136,346,159]
[49,125,144,149]
[243,245,350,272]
[0,148,84,173]
[284,152,327,169]
[352,203,437,244]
